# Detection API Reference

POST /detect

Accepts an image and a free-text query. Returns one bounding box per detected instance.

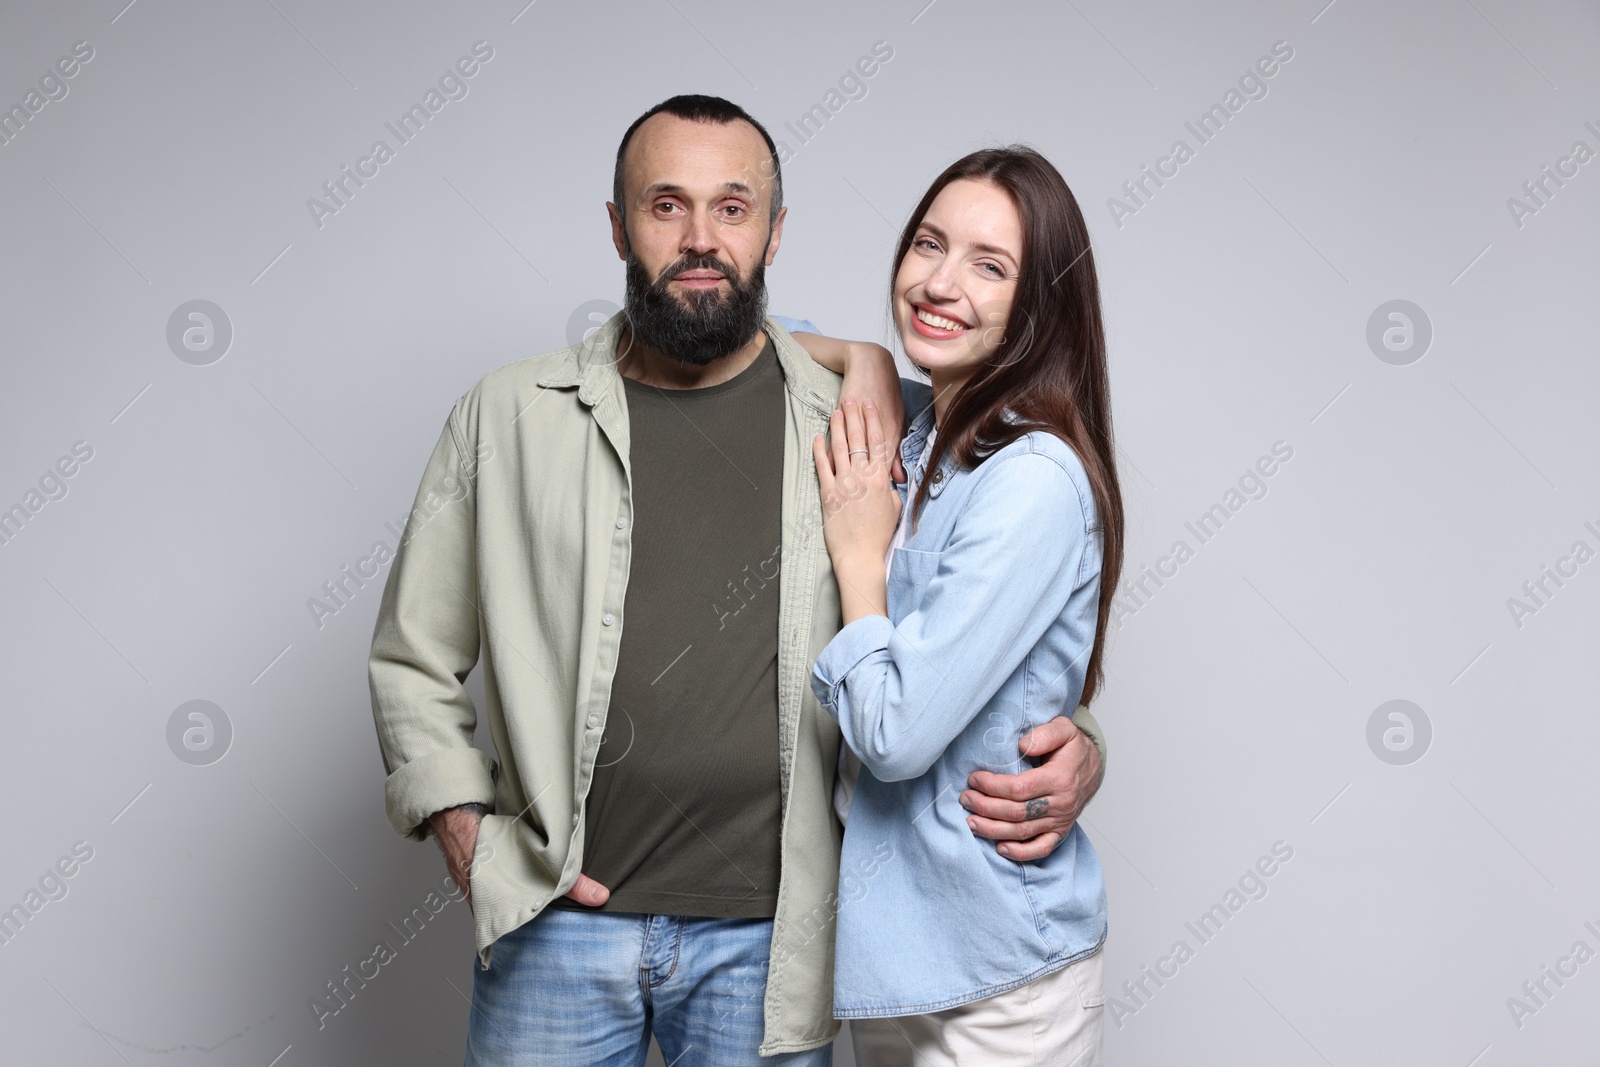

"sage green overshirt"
[367,313,1107,1055]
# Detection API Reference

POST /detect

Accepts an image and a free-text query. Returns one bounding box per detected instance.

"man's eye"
[722,205,745,218]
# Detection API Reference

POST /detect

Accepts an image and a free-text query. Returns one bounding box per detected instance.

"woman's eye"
[982,262,1004,277]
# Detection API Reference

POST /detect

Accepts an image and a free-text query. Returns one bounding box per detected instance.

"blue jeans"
[463,908,833,1066]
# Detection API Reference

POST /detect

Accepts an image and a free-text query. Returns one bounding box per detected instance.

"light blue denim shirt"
[810,377,1109,1017]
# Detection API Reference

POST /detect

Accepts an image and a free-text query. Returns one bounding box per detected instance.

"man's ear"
[608,202,627,261]
[763,205,787,266]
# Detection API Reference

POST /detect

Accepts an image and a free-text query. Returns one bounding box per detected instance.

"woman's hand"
[813,396,902,624]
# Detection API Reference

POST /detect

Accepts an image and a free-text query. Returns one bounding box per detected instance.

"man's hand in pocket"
[429,804,486,903]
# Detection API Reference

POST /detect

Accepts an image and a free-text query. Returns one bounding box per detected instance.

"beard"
[622,243,769,366]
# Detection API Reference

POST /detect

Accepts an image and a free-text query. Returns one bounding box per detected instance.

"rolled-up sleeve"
[810,448,1096,782]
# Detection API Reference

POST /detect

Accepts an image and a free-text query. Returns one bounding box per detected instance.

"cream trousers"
[847,950,1105,1066]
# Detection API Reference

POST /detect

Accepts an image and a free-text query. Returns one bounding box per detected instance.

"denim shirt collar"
[899,400,947,498]
[898,397,1025,500]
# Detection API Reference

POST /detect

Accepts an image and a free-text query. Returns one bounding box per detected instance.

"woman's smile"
[909,302,974,339]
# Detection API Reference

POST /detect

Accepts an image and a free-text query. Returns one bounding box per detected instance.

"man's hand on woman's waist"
[958,715,1104,862]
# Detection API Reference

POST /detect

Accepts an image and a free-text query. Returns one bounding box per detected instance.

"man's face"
[609,112,785,364]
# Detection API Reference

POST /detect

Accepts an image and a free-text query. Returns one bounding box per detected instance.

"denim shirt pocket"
[886,546,943,625]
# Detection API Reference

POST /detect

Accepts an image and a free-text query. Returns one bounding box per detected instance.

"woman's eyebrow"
[919,221,1017,263]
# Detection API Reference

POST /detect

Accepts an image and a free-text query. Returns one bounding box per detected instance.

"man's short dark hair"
[612,95,783,223]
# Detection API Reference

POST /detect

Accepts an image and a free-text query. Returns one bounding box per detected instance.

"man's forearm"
[426,800,489,838]
[430,802,488,901]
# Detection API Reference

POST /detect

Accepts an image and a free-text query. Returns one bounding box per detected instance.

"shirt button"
[931,469,944,484]
[587,713,600,728]
[602,613,616,626]
[616,517,627,529]
[572,814,580,826]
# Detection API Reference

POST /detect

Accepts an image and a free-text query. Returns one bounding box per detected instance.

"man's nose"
[682,206,721,255]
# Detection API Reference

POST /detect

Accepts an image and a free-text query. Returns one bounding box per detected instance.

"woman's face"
[893,178,1023,388]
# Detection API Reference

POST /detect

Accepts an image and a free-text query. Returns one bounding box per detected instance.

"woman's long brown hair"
[896,146,1123,704]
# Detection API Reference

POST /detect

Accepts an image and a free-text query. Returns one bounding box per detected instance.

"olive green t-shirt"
[548,335,785,917]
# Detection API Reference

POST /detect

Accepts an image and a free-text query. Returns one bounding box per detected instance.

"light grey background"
[1,0,1595,1064]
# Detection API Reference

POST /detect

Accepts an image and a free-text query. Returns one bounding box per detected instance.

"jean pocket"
[1067,949,1106,1009]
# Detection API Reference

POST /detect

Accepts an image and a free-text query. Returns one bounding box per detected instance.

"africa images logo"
[306,41,495,230]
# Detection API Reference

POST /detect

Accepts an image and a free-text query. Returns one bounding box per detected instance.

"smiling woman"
[803,145,1124,1067]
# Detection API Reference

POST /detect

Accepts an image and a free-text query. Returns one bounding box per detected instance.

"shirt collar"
[537,313,838,417]
[898,395,1027,494]
[899,396,937,472]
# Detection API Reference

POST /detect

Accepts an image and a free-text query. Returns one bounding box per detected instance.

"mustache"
[655,252,741,287]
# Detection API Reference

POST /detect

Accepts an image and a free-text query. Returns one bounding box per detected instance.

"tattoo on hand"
[1024,798,1049,820]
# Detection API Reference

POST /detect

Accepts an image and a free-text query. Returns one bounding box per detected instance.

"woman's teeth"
[916,308,968,331]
